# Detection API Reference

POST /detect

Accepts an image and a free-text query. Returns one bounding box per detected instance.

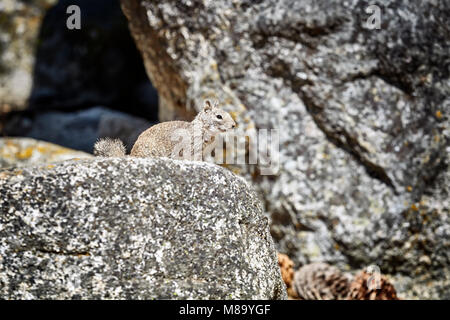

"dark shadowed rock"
[0,158,286,299]
[3,107,152,153]
[29,0,158,119]
[120,0,449,298]
[0,0,158,119]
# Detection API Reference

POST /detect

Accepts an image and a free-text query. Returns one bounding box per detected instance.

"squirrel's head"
[197,99,236,134]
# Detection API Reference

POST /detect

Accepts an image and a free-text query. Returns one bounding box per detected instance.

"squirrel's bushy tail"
[93,138,127,157]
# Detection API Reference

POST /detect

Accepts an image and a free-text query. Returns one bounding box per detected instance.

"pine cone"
[292,262,350,300]
[277,253,295,296]
[347,270,399,300]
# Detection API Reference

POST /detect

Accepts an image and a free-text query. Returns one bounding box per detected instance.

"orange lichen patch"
[16,147,34,159]
[27,14,43,29]
[230,167,241,175]
[420,212,430,223]
[411,204,419,211]
[237,103,247,112]
[229,111,238,121]
[50,147,72,155]
[47,164,55,169]
[5,140,17,148]
[36,145,49,153]
[223,97,235,105]
[435,110,442,119]
[35,143,72,156]
[231,105,244,115]
[36,144,81,157]
[406,186,413,192]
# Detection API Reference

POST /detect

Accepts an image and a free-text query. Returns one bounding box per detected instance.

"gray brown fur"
[94,100,236,160]
[93,138,126,157]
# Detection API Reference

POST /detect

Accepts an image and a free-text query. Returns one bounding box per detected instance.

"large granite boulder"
[120,0,449,298]
[0,158,286,299]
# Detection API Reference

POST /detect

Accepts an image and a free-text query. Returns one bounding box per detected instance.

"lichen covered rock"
[0,137,91,169]
[0,157,286,299]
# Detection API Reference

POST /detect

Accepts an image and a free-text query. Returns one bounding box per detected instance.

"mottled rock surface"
[120,0,449,298]
[0,158,286,299]
[0,137,91,169]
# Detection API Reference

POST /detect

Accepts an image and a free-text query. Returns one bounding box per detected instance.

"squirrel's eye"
[216,115,223,120]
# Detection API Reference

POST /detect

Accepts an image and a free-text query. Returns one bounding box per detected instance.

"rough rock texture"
[0,157,286,299]
[0,137,91,169]
[0,0,57,113]
[2,107,152,153]
[120,0,450,298]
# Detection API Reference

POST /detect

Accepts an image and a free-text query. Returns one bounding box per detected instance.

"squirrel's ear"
[203,100,212,112]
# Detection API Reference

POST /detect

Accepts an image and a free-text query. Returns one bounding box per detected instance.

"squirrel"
[93,99,236,160]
